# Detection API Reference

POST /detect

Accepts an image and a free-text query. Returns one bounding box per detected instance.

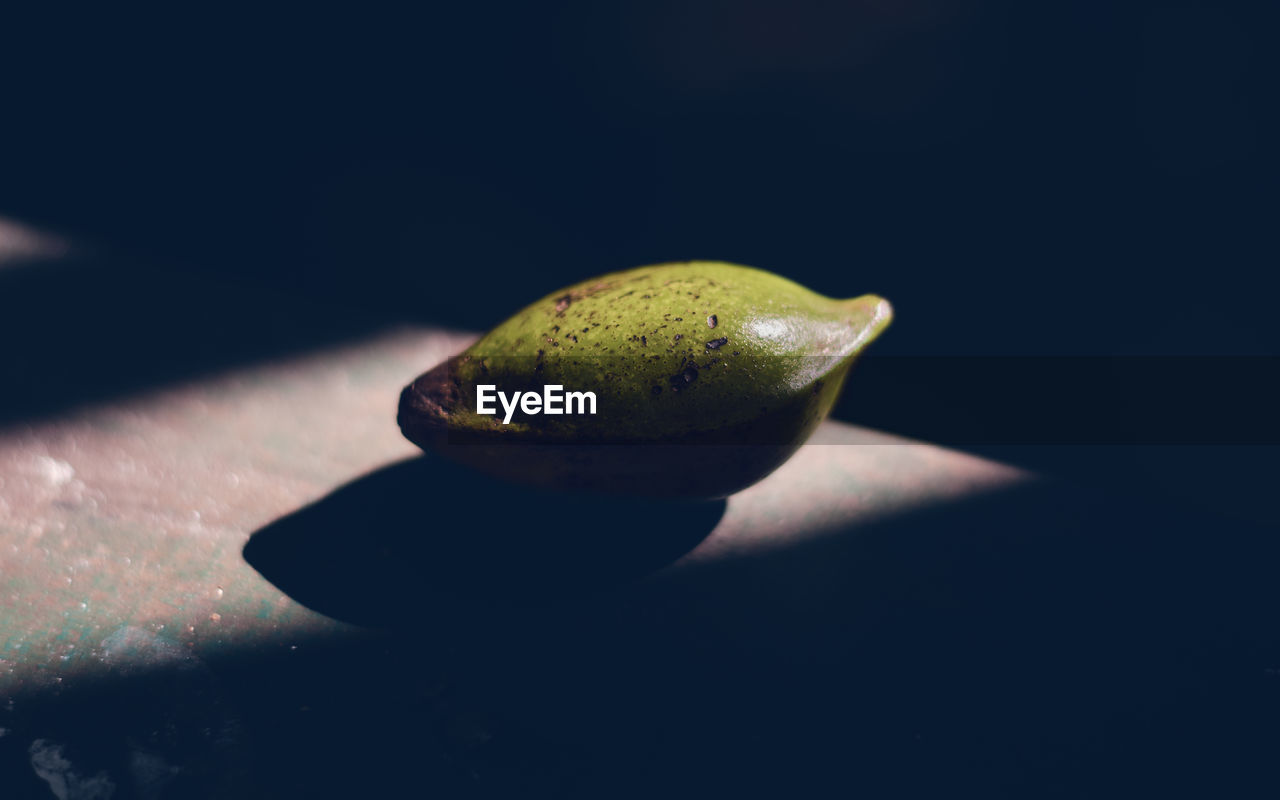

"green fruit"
[399,261,891,497]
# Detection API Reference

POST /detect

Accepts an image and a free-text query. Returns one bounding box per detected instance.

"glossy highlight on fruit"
[399,261,891,497]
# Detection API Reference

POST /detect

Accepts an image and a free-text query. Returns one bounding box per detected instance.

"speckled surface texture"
[401,262,890,442]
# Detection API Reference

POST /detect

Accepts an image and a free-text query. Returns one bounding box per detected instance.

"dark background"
[3,2,1274,352]
[2,3,1279,796]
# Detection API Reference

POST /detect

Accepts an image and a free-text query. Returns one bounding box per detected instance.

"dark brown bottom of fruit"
[398,356,853,497]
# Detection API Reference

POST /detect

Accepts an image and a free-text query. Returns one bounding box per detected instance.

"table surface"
[1,322,1028,688]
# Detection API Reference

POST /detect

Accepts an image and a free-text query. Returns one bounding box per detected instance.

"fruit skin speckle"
[399,261,891,497]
